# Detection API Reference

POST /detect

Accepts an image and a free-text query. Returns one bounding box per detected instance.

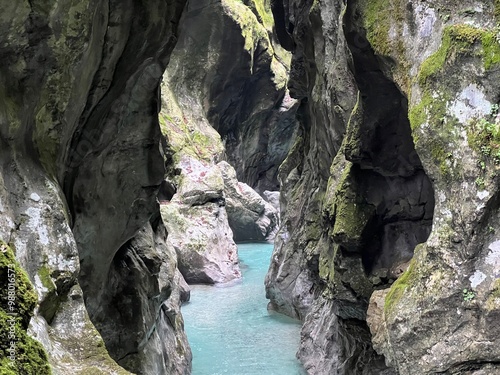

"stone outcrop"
[159,74,279,282]
[266,0,500,374]
[160,155,241,284]
[360,2,500,374]
[2,0,499,374]
[0,241,50,375]
[0,1,191,374]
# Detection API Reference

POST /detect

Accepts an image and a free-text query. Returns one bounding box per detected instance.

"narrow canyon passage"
[1,1,499,374]
[182,243,304,375]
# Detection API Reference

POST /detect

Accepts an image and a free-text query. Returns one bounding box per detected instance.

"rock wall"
[219,161,279,242]
[163,0,299,192]
[2,0,499,374]
[157,0,287,286]
[159,76,279,284]
[361,1,500,374]
[267,0,500,374]
[0,1,190,374]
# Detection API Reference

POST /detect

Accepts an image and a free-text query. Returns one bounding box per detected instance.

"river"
[181,243,305,375]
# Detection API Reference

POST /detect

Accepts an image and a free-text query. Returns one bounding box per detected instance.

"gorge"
[0,0,500,375]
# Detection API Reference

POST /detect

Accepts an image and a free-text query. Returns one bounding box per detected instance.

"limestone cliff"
[2,0,500,374]
[159,69,279,283]
[266,0,500,374]
[0,1,190,374]
[0,1,288,372]
[163,0,299,193]
[156,0,288,286]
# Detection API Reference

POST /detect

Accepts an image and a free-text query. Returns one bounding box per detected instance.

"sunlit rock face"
[162,0,299,193]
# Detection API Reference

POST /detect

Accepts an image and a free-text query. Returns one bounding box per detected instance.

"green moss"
[330,166,374,247]
[360,0,411,91]
[409,25,499,180]
[0,242,37,325]
[495,0,500,21]
[0,241,51,374]
[482,31,500,70]
[37,265,55,292]
[223,0,269,52]
[160,204,188,233]
[304,191,325,241]
[408,83,459,179]
[362,0,395,56]
[0,357,17,375]
[419,24,500,86]
[417,25,479,85]
[247,0,273,30]
[319,245,338,287]
[486,278,500,310]
[36,264,61,324]
[467,116,500,166]
[333,199,373,241]
[409,91,434,130]
[430,138,453,178]
[384,256,417,316]
[491,279,500,298]
[408,89,450,133]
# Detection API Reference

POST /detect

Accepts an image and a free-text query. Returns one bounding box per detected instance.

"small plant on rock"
[463,288,475,302]
[475,176,485,189]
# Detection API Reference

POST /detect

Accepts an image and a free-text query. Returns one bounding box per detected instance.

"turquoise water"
[182,243,305,375]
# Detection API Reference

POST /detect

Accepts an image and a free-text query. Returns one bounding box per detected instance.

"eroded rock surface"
[267,0,500,374]
[160,155,241,284]
[0,1,191,374]
[159,71,279,282]
[360,2,500,374]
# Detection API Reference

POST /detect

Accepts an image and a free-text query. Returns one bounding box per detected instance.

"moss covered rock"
[0,241,51,375]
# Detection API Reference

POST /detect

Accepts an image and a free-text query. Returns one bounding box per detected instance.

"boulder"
[219,161,279,242]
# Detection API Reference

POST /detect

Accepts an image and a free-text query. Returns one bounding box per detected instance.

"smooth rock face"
[0,1,191,374]
[360,2,500,374]
[219,161,279,242]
